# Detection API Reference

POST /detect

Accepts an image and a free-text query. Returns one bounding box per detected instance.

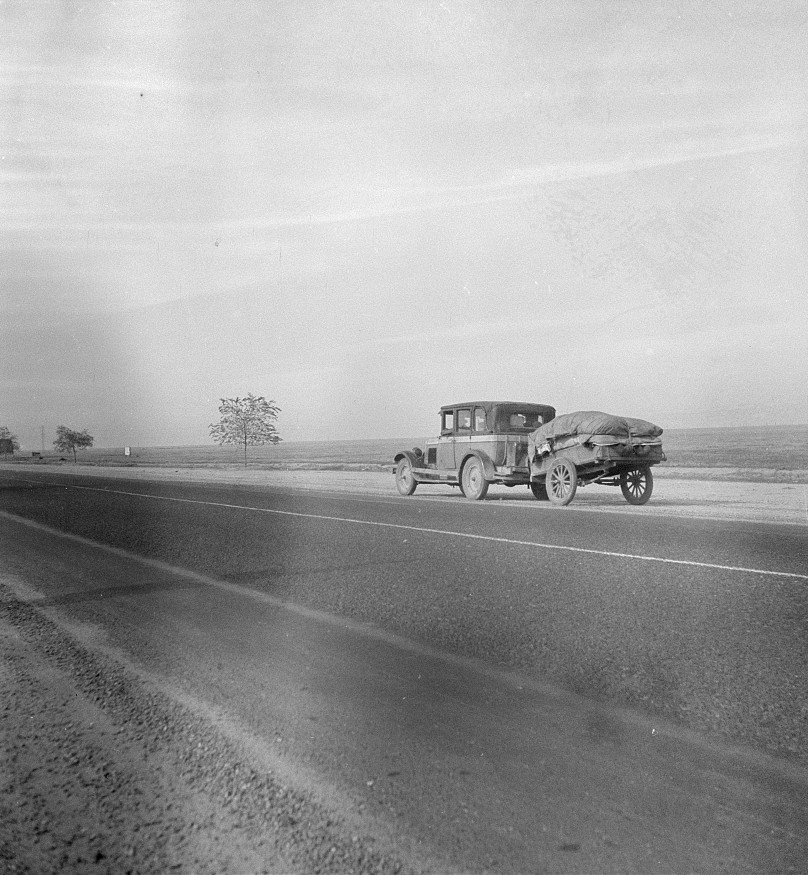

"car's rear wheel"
[530,481,549,501]
[395,458,417,496]
[620,466,653,504]
[546,458,577,506]
[461,457,489,501]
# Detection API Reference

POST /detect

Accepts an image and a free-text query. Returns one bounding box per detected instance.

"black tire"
[395,458,417,496]
[620,466,653,505]
[530,481,549,501]
[461,457,489,501]
[546,458,577,506]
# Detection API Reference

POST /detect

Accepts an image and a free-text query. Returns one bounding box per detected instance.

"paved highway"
[1,470,807,872]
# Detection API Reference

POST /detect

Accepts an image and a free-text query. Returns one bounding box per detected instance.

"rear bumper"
[492,465,531,484]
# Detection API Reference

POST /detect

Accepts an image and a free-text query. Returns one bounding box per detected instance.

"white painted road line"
[10,504,808,785]
[12,480,808,583]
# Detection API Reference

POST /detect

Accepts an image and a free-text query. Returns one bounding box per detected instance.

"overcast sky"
[2,0,807,448]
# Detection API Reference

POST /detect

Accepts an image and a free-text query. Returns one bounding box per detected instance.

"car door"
[436,409,456,471]
[452,407,473,468]
[469,405,491,459]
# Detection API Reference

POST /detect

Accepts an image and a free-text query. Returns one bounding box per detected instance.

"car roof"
[439,401,553,411]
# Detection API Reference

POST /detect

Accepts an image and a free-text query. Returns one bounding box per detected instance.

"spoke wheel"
[395,458,417,496]
[546,458,577,506]
[530,481,549,501]
[620,466,653,505]
[461,457,489,501]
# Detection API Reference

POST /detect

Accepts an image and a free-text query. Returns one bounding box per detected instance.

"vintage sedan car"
[394,401,556,500]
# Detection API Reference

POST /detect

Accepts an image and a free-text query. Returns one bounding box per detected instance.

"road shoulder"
[3,463,807,526]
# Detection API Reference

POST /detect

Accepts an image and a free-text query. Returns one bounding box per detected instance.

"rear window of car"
[497,408,547,432]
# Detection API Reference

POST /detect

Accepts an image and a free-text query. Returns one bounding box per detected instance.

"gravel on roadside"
[0,582,410,875]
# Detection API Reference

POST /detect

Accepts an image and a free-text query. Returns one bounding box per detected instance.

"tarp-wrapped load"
[528,411,663,463]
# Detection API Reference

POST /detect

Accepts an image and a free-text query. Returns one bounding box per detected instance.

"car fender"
[394,449,423,468]
[460,450,495,481]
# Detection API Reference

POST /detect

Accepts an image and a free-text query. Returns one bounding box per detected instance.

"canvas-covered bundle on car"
[526,410,666,506]
[528,411,663,461]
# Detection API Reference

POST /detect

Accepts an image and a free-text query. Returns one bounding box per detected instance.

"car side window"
[474,407,486,431]
[456,408,472,432]
[441,410,454,433]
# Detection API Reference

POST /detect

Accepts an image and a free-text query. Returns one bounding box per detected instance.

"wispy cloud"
[5,132,800,239]
[1,64,179,93]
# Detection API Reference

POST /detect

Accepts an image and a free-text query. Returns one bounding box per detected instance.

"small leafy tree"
[54,426,94,463]
[209,394,281,466]
[0,426,20,452]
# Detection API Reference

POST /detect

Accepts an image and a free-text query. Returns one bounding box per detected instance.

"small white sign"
[124,446,131,456]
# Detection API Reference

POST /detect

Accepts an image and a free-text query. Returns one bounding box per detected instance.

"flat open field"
[10,424,808,483]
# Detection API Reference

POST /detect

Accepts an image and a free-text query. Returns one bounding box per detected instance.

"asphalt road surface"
[1,470,807,873]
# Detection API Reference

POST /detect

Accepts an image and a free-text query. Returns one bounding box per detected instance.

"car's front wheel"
[395,458,417,496]
[461,457,489,501]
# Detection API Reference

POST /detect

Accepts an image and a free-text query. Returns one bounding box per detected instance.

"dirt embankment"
[0,584,406,874]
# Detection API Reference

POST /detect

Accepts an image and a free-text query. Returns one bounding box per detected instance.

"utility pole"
[41,425,45,454]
